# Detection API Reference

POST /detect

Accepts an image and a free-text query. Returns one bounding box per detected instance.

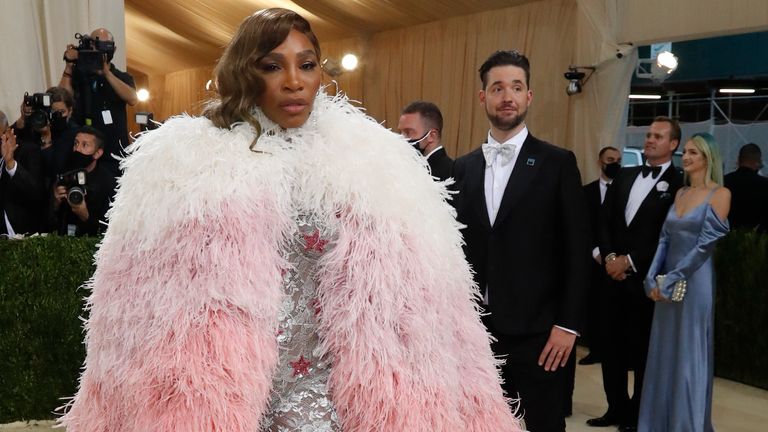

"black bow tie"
[641,165,662,179]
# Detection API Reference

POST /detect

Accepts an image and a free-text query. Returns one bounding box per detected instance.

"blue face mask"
[407,130,431,155]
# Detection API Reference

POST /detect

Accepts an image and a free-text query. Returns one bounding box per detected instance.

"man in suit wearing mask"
[580,146,621,365]
[398,100,454,182]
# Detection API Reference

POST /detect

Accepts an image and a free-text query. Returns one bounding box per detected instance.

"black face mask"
[64,151,95,171]
[407,130,431,155]
[602,161,621,179]
[51,112,69,134]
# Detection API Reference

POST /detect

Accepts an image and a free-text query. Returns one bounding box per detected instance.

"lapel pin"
[527,158,536,166]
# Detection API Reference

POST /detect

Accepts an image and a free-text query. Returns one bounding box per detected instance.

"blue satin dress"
[639,189,729,432]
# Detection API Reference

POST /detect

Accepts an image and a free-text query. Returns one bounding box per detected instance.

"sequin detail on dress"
[261,214,340,432]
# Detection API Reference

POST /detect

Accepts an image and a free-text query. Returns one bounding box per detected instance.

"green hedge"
[714,228,768,390]
[0,231,766,422]
[0,236,99,423]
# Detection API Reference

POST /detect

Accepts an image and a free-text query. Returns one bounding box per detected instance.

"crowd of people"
[0,27,135,237]
[4,7,766,432]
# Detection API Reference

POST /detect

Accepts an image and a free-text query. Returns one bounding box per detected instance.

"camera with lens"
[23,92,52,130]
[70,32,116,76]
[56,169,87,206]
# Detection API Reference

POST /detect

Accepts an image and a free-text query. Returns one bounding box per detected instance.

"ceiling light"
[341,54,358,71]
[628,94,662,100]
[718,88,755,94]
[655,51,678,72]
[636,46,678,82]
[137,88,150,102]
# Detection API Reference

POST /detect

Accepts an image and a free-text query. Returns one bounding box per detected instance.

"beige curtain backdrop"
[567,0,637,182]
[113,0,766,178]
[324,0,578,159]
[0,0,126,123]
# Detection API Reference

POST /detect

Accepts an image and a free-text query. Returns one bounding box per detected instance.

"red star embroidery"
[290,355,311,376]
[309,298,322,315]
[303,230,328,253]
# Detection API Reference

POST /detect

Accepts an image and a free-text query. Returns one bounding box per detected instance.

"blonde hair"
[685,132,723,186]
[202,8,320,139]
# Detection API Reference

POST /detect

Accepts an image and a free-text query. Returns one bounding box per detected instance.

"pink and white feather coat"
[59,93,522,431]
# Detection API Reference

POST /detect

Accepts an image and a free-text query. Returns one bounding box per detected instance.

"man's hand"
[1,130,18,169]
[53,185,68,210]
[538,326,576,372]
[605,254,631,281]
[99,52,109,76]
[70,194,89,221]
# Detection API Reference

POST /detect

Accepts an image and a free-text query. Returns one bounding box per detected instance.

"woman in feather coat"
[60,8,520,432]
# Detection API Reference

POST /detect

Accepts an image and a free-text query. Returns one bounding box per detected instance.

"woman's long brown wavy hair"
[203,8,321,138]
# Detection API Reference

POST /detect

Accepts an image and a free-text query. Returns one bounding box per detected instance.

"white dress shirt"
[484,127,528,225]
[599,177,611,204]
[625,161,671,226]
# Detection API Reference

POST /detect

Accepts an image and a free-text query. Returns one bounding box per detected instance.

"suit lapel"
[493,135,544,229]
[616,167,641,227]
[628,164,677,228]
[466,150,492,229]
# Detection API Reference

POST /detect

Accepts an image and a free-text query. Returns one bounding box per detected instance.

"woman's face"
[256,29,322,129]
[682,140,707,175]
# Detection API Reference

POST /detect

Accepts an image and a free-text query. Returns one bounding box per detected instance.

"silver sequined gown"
[260,214,341,432]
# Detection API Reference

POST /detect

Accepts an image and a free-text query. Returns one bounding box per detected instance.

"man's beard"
[487,106,527,132]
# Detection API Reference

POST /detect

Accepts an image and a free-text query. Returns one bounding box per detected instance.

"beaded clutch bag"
[655,274,687,302]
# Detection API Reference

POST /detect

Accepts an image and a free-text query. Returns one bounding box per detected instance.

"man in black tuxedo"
[589,117,684,432]
[724,143,768,232]
[1,111,44,236]
[398,101,454,181]
[580,146,621,366]
[452,50,590,432]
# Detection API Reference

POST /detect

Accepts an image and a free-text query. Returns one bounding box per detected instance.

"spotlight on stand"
[636,43,678,82]
[564,66,596,96]
[321,53,359,78]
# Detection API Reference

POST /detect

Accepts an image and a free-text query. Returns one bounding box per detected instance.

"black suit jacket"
[724,167,768,232]
[599,165,683,282]
[426,147,454,182]
[453,133,590,335]
[0,141,44,235]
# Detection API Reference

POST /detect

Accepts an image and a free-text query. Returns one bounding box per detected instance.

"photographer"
[1,110,44,236]
[12,88,80,191]
[51,127,116,236]
[59,28,137,178]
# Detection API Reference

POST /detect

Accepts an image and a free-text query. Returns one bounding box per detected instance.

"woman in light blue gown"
[639,132,731,432]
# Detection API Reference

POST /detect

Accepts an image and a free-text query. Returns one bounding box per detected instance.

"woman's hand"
[648,287,669,302]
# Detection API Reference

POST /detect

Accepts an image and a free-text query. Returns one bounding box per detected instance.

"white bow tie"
[482,142,516,167]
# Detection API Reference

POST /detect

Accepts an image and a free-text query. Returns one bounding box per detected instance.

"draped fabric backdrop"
[3,0,768,181]
[0,0,126,127]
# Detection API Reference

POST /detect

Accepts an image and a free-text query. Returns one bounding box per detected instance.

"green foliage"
[714,228,768,390]
[0,235,99,422]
